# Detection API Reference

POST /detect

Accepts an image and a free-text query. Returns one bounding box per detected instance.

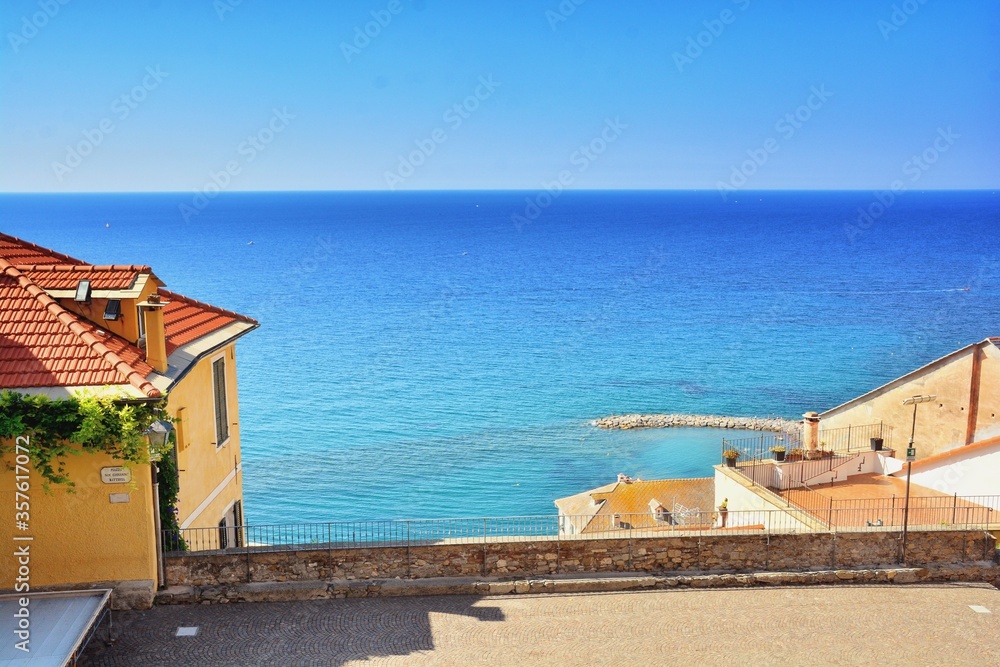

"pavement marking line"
[176,627,199,636]
[969,606,991,614]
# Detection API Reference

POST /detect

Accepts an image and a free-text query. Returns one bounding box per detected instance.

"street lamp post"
[145,419,175,588]
[900,395,935,564]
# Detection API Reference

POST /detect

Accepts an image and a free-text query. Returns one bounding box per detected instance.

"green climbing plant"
[0,389,168,490]
[156,431,187,551]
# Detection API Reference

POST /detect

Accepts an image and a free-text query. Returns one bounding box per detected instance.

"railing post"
[406,521,411,579]
[556,517,561,575]
[482,518,488,577]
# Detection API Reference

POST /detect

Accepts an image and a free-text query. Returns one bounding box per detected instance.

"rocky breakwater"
[592,413,801,432]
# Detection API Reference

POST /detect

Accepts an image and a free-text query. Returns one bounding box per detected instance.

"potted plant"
[771,444,787,462]
[786,448,804,462]
[723,448,740,467]
[870,437,884,451]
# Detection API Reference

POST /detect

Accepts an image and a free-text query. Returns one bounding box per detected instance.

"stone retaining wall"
[156,565,1000,605]
[165,529,995,588]
[592,413,800,431]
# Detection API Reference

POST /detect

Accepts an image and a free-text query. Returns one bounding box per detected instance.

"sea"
[1,190,997,524]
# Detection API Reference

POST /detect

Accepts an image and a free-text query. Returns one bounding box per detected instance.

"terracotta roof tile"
[0,233,85,266]
[0,234,257,385]
[557,478,716,534]
[0,262,160,397]
[17,264,152,290]
[160,289,256,354]
[591,478,716,529]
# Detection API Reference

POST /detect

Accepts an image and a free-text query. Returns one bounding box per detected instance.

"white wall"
[772,452,897,489]
[907,446,1000,510]
[714,468,815,532]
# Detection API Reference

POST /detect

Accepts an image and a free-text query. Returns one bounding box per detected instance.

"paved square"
[82,583,1000,666]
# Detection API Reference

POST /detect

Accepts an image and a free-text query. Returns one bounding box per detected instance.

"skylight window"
[103,299,122,321]
[74,279,92,304]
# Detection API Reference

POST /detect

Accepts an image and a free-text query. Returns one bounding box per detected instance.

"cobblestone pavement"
[81,584,1000,666]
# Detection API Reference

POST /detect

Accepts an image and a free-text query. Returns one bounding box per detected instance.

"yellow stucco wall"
[0,447,157,589]
[0,339,248,589]
[167,343,244,539]
[820,343,1000,460]
[58,279,157,344]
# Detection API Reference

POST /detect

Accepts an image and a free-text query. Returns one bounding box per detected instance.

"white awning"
[0,589,111,666]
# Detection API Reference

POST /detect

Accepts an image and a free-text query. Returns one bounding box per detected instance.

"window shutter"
[234,500,244,547]
[218,517,228,550]
[175,408,187,452]
[213,359,229,444]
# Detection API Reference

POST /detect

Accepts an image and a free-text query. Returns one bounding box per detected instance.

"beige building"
[554,476,715,535]
[820,338,1000,460]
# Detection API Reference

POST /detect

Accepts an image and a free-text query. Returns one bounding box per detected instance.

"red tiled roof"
[160,289,247,355]
[17,264,151,291]
[0,234,85,266]
[0,262,160,397]
[0,233,257,395]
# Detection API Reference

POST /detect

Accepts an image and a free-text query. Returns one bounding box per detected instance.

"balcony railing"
[721,422,895,488]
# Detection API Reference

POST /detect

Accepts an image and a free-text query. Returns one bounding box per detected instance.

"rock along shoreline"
[591,413,801,432]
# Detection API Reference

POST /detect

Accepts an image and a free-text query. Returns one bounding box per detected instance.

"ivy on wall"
[0,389,168,489]
[156,431,186,551]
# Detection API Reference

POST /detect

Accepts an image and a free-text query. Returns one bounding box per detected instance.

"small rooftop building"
[554,477,714,536]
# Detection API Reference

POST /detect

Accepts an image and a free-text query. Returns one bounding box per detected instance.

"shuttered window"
[212,357,229,446]
[218,517,228,550]
[233,500,244,548]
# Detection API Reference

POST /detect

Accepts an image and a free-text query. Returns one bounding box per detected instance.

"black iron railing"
[164,498,998,555]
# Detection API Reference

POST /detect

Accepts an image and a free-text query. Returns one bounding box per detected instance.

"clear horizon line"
[0,187,997,195]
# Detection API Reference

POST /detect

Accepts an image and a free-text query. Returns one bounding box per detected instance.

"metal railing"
[164,500,998,555]
[818,422,893,453]
[721,423,895,488]
[776,492,999,528]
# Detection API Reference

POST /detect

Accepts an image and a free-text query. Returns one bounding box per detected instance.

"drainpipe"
[151,463,165,588]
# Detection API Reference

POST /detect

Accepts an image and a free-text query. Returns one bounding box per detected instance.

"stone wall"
[165,529,996,587]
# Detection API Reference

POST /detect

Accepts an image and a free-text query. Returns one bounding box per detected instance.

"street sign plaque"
[100,466,132,484]
[906,447,916,462]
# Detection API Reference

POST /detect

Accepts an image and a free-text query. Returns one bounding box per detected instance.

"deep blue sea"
[1,191,997,524]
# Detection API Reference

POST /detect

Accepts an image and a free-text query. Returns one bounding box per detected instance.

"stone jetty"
[592,413,801,432]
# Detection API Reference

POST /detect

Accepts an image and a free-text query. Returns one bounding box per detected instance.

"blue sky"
[1,0,998,192]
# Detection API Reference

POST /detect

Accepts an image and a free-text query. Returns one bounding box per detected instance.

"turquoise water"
[2,190,997,523]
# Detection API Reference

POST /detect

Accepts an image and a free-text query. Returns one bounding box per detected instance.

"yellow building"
[0,233,257,608]
[819,338,1000,460]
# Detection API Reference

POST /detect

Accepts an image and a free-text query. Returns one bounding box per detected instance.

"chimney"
[140,295,168,373]
[803,411,820,457]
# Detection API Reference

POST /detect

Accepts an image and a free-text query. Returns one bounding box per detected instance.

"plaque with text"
[101,466,132,484]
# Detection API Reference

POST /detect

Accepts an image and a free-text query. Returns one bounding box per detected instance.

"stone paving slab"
[81,583,1000,666]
